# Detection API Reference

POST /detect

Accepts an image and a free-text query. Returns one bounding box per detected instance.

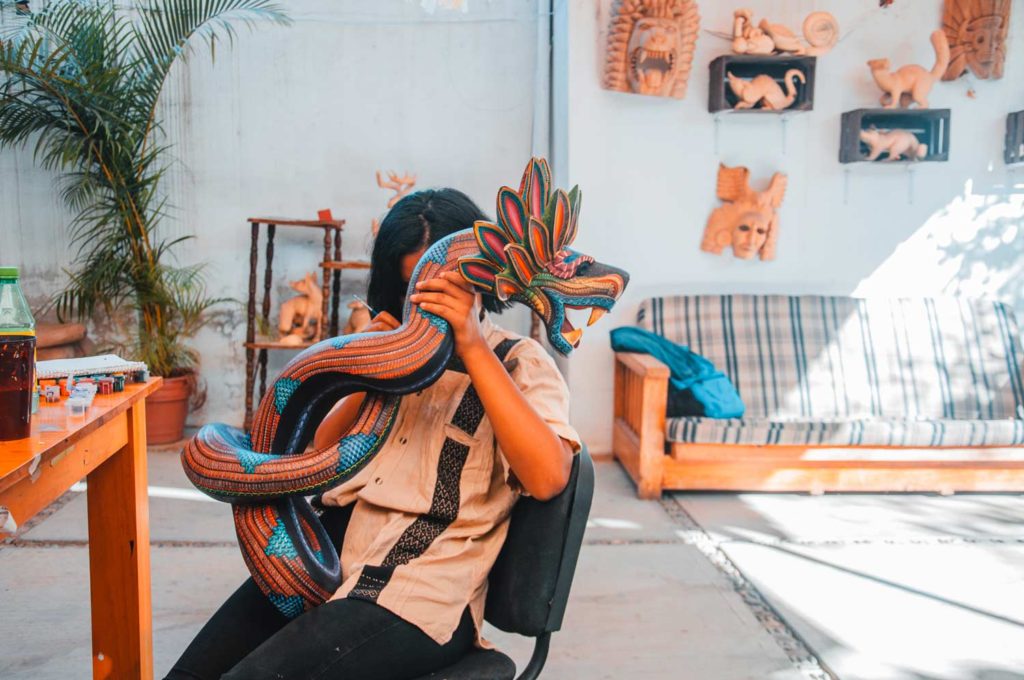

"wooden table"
[0,378,163,679]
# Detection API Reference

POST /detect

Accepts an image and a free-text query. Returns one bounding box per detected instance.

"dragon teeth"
[562,328,583,346]
[587,308,606,326]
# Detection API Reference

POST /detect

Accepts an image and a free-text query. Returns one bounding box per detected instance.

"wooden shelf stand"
[243,215,360,429]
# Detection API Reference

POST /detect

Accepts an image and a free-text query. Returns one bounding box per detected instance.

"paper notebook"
[36,354,148,380]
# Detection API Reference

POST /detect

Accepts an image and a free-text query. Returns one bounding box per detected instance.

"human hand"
[409,271,487,358]
[359,311,401,333]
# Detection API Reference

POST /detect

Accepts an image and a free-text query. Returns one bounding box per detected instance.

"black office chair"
[413,445,595,680]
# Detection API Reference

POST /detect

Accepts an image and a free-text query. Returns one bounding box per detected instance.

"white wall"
[1,0,549,427]
[4,0,1024,448]
[558,0,1024,453]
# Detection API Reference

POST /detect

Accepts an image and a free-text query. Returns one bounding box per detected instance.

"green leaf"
[0,0,289,376]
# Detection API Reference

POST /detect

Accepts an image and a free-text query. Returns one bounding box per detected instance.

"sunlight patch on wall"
[853,179,1024,309]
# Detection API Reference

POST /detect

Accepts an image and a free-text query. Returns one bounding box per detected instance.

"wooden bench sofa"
[613,295,1024,498]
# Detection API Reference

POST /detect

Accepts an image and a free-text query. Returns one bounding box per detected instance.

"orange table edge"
[0,377,163,680]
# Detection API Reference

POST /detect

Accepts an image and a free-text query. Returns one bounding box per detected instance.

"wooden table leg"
[86,401,153,680]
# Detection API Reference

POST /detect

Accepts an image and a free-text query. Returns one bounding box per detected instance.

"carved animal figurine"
[342,299,372,335]
[604,0,700,99]
[702,164,787,261]
[941,0,1011,81]
[183,158,629,618]
[277,272,323,345]
[731,9,839,56]
[868,30,951,109]
[370,170,417,237]
[859,129,928,161]
[730,9,773,54]
[727,69,805,110]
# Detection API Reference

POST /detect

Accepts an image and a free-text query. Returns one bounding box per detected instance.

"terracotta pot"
[145,374,192,445]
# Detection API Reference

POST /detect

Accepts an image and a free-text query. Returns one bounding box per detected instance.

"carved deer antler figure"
[377,170,417,207]
[371,170,418,236]
[701,164,787,261]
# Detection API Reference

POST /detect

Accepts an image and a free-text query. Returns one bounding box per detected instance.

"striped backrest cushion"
[636,296,1024,420]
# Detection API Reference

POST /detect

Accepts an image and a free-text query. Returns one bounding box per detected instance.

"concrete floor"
[676,493,1024,680]
[2,447,1023,679]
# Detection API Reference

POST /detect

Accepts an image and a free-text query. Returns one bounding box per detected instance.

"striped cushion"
[638,296,1024,421]
[666,416,1024,447]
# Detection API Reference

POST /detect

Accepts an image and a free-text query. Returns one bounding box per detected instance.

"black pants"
[164,506,475,680]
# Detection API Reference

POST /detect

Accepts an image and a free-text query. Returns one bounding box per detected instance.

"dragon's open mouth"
[560,305,608,348]
[630,47,676,91]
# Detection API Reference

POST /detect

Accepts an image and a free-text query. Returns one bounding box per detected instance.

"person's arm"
[311,311,401,450]
[410,272,573,500]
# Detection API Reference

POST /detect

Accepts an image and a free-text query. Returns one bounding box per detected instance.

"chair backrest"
[484,446,595,637]
[638,294,1024,421]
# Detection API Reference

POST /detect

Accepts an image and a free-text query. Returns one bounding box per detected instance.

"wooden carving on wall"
[859,129,928,161]
[867,30,950,108]
[370,170,417,236]
[701,164,786,261]
[604,0,700,99]
[730,9,839,56]
[941,0,1011,81]
[727,70,805,110]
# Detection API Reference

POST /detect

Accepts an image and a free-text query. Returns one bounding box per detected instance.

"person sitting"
[164,187,581,680]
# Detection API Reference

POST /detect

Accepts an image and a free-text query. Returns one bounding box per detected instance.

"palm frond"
[129,0,289,128]
[0,0,288,376]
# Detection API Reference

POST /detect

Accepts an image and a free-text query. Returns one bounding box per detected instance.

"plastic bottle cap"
[0,266,18,278]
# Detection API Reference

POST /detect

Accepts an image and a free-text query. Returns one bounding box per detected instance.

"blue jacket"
[610,326,745,419]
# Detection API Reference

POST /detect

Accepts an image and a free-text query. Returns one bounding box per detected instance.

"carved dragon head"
[603,0,700,99]
[458,158,629,355]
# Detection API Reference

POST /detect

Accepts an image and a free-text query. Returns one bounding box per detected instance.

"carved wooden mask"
[701,164,787,261]
[942,0,1011,80]
[604,0,700,99]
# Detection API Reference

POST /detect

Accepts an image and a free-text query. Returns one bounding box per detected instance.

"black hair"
[367,188,510,320]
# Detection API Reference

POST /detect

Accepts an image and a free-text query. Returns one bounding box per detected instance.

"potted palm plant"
[0,0,288,443]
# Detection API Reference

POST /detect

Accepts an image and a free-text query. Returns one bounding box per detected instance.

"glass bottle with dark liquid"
[0,266,36,441]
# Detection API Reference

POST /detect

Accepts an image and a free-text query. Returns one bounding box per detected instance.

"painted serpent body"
[182,158,628,618]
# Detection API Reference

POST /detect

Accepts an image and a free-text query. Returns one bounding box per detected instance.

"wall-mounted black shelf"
[1006,111,1024,165]
[839,108,950,163]
[708,55,816,114]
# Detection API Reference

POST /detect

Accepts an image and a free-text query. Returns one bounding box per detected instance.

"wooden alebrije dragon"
[182,158,629,617]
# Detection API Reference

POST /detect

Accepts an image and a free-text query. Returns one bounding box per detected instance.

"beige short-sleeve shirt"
[319,314,582,646]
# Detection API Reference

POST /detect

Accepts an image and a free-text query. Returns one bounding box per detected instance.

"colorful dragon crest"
[459,158,626,354]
